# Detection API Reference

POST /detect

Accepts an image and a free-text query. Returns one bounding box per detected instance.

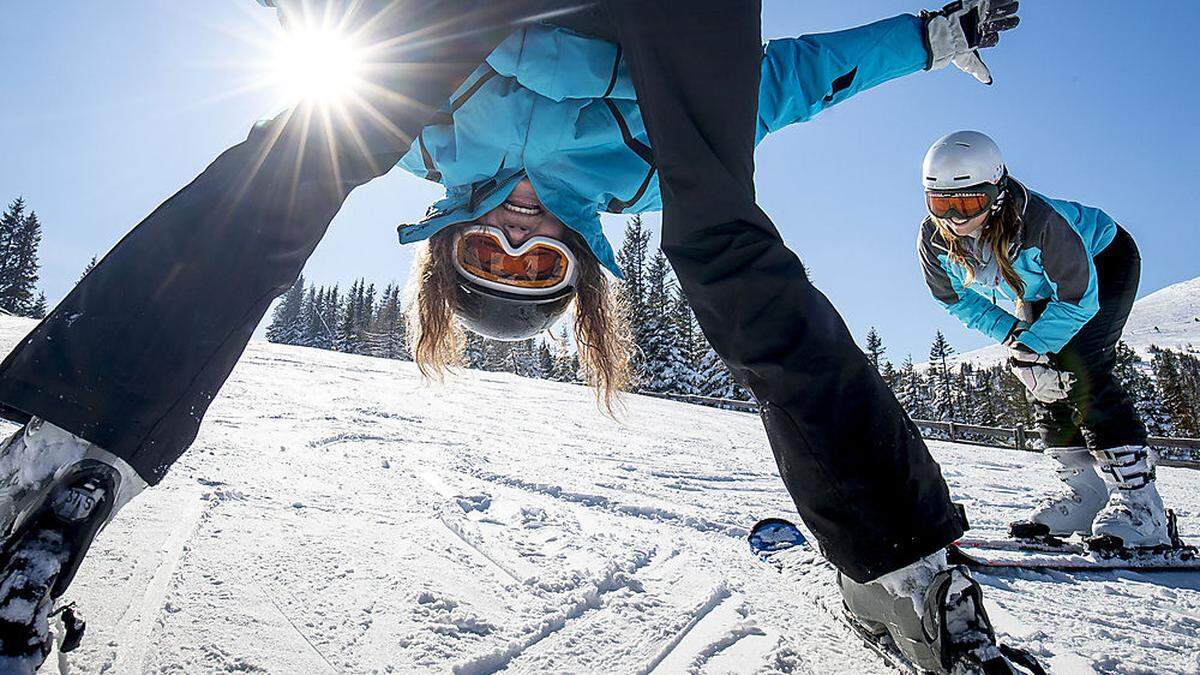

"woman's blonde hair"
[407,226,632,413]
[932,185,1026,309]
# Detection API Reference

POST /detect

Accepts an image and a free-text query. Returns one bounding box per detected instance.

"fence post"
[1015,425,1026,452]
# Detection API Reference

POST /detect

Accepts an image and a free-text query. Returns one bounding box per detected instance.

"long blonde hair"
[932,186,1026,308]
[407,226,632,413]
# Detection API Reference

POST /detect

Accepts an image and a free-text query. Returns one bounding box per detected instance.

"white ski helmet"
[922,131,1006,191]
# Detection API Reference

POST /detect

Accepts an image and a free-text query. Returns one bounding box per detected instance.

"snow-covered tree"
[865,327,886,372]
[639,251,688,392]
[266,274,306,345]
[0,198,44,317]
[928,331,956,421]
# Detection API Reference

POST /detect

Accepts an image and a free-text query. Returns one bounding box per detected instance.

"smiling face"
[937,210,991,238]
[473,178,567,247]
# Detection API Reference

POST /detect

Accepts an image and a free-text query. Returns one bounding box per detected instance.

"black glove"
[923,0,1021,84]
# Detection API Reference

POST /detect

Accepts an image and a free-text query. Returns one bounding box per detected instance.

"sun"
[269,25,364,104]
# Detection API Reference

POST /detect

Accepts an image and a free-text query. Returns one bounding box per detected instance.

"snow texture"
[0,316,1196,674]
[937,275,1200,370]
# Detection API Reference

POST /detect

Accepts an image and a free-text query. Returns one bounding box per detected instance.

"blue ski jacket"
[918,180,1120,355]
[395,14,932,276]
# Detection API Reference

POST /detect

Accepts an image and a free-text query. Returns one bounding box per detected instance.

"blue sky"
[1,2,1197,362]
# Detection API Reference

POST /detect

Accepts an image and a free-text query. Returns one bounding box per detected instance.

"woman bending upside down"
[917,130,1174,551]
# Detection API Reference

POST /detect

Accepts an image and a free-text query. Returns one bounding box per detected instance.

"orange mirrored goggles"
[453,226,578,296]
[925,183,1002,220]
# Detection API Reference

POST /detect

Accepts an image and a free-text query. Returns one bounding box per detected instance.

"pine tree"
[1151,347,1184,437]
[615,215,651,380]
[373,284,408,360]
[553,326,579,382]
[865,327,886,372]
[313,285,339,350]
[29,292,47,319]
[880,360,897,389]
[335,280,361,353]
[1177,351,1200,436]
[301,287,323,347]
[538,342,555,379]
[928,331,956,420]
[894,355,927,418]
[463,332,486,369]
[509,339,537,377]
[1114,341,1167,434]
[266,274,306,345]
[481,338,511,372]
[78,255,98,282]
[640,251,686,392]
[671,287,703,394]
[0,198,44,317]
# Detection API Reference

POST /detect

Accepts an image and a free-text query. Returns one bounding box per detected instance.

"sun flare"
[270,26,364,104]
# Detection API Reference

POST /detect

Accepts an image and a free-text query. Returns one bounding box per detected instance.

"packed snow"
[940,275,1200,370]
[0,316,1197,674]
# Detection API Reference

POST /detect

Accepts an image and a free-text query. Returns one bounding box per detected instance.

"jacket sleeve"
[919,225,1019,344]
[756,14,929,141]
[1017,214,1101,355]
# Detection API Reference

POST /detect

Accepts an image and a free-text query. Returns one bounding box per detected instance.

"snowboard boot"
[0,419,144,673]
[1088,446,1171,550]
[1009,447,1108,539]
[839,551,1044,674]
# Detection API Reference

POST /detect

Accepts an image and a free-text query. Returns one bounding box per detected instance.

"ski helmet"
[922,131,1006,190]
[451,225,578,341]
[454,283,575,341]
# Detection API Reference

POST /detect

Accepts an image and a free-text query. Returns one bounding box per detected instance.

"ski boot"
[838,550,1044,674]
[0,419,144,673]
[1009,447,1107,540]
[1087,446,1171,551]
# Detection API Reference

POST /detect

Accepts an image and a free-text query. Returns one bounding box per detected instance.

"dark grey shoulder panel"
[1022,193,1091,304]
[918,218,959,305]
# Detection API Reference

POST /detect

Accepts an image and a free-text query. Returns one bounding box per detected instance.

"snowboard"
[748,517,923,674]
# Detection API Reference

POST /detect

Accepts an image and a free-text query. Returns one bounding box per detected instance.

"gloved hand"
[1002,320,1030,347]
[923,0,1021,85]
[1009,342,1074,404]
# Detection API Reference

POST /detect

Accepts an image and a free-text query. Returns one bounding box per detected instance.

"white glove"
[1009,343,1074,404]
[923,0,1021,85]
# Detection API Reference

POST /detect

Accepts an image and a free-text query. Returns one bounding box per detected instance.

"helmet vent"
[955,142,971,147]
[953,174,972,180]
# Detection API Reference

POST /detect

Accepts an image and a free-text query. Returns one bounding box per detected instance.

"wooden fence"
[639,390,1200,470]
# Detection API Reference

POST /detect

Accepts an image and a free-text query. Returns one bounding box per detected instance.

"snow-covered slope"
[0,316,1197,674]
[942,275,1200,370]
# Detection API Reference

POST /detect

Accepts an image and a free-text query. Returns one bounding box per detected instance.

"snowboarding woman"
[917,130,1172,550]
[0,2,1037,673]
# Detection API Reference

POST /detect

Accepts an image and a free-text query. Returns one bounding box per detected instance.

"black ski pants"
[0,0,963,582]
[1031,226,1147,451]
[606,0,964,581]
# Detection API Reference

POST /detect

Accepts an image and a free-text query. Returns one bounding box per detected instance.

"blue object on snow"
[748,518,807,557]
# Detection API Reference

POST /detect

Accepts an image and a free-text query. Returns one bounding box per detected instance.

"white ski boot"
[1088,445,1171,550]
[1009,446,1108,539]
[0,419,144,673]
[838,551,1044,674]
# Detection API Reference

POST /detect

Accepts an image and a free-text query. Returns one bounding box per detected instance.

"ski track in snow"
[0,317,1198,673]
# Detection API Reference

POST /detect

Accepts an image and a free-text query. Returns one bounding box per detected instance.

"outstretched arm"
[757,14,929,139]
[757,1,1020,140]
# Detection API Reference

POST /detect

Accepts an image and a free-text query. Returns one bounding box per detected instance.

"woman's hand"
[923,0,1021,85]
[1008,342,1075,403]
